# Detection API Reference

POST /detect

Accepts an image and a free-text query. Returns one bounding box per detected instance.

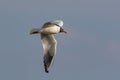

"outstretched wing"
[41,34,57,73]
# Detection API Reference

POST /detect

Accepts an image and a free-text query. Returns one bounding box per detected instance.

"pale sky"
[0,0,120,80]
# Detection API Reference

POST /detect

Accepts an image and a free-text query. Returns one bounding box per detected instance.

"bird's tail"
[30,28,41,35]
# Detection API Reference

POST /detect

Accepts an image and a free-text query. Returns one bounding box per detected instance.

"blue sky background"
[0,0,120,80]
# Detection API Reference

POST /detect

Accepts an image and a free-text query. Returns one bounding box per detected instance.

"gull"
[30,20,67,73]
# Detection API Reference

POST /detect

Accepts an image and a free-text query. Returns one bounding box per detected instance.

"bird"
[30,20,67,73]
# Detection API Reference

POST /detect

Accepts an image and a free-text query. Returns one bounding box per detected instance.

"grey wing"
[41,34,57,73]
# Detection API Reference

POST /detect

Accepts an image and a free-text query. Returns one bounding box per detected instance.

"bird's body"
[30,20,66,73]
[41,25,60,34]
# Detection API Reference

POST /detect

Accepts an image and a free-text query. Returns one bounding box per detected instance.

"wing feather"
[41,34,57,73]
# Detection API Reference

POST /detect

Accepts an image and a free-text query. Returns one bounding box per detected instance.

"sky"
[0,0,120,80]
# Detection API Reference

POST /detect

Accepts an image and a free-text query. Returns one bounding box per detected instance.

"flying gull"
[30,20,67,73]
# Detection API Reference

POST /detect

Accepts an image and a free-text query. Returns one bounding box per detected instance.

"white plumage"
[30,20,67,73]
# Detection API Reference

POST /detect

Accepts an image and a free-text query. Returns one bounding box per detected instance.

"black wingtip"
[45,69,49,73]
[30,28,40,35]
[30,31,39,35]
[44,60,49,73]
[44,65,49,73]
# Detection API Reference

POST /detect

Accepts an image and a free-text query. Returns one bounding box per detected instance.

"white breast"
[40,25,60,34]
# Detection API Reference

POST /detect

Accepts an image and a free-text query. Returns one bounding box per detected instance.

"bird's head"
[51,20,67,34]
[51,20,63,27]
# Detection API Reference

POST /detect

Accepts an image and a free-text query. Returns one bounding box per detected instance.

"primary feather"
[41,34,57,73]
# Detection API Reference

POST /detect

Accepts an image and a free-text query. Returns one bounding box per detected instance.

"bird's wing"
[41,34,57,73]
